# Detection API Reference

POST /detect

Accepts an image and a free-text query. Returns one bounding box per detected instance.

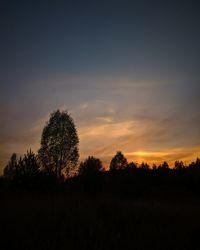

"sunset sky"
[0,0,200,173]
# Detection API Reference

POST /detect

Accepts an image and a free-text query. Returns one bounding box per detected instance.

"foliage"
[109,151,128,171]
[21,149,40,178]
[140,162,150,169]
[127,161,137,169]
[174,160,184,170]
[3,153,18,180]
[2,108,200,196]
[158,161,169,170]
[3,150,40,189]
[78,156,104,176]
[38,110,79,178]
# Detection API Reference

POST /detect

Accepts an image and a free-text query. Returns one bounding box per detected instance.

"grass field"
[1,191,200,250]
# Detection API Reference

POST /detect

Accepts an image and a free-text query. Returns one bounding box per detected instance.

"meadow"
[1,185,200,250]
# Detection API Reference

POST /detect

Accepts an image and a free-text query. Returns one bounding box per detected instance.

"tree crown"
[38,109,79,178]
[109,151,128,171]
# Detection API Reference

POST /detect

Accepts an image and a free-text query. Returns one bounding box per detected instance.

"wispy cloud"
[0,75,199,173]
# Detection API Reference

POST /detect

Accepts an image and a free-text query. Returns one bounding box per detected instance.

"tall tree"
[38,110,79,178]
[109,151,128,171]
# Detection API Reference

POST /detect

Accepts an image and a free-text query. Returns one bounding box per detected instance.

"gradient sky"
[0,0,200,172]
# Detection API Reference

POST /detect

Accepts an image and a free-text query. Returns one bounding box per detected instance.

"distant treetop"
[109,151,128,171]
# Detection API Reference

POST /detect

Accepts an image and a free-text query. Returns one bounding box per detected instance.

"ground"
[1,190,200,250]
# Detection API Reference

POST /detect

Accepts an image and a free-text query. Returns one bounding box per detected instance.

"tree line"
[1,109,200,194]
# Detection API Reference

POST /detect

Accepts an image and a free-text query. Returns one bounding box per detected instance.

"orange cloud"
[1,106,199,174]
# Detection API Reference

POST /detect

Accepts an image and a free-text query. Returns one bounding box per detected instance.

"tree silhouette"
[78,156,104,176]
[127,161,137,169]
[152,163,157,170]
[109,151,128,171]
[195,158,200,168]
[20,150,39,178]
[140,162,150,170]
[3,150,40,188]
[3,153,18,180]
[78,156,104,194]
[189,158,200,169]
[158,161,169,170]
[174,160,184,170]
[38,110,79,178]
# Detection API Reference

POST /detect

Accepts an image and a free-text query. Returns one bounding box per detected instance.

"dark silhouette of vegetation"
[140,162,150,169]
[3,150,41,189]
[3,153,18,180]
[78,156,104,176]
[127,161,137,169]
[1,156,200,250]
[78,156,104,194]
[1,109,200,195]
[174,160,184,170]
[4,150,39,180]
[158,161,169,170]
[38,110,79,178]
[1,109,200,250]
[109,151,128,171]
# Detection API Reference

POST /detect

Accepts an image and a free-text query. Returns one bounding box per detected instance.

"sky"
[0,0,200,172]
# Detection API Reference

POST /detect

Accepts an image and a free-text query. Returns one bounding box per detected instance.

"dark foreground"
[1,190,200,250]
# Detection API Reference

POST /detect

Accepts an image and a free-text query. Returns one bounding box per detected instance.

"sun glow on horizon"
[1,107,199,174]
